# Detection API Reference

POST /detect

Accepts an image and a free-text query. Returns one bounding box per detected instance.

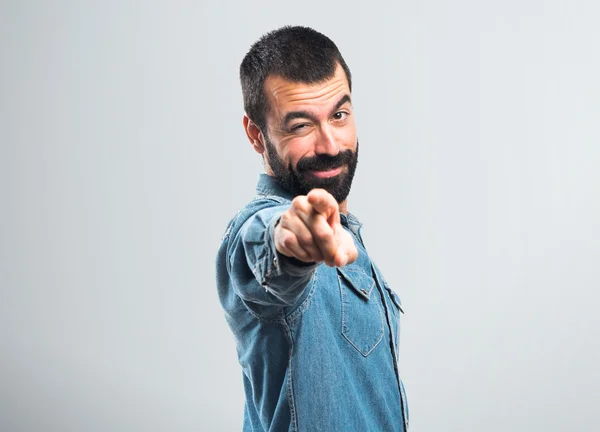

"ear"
[243,115,266,155]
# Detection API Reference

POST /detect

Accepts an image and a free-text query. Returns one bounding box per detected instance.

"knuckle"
[279,211,291,225]
[291,196,308,212]
[275,229,291,247]
[298,232,314,246]
[275,237,286,253]
[281,233,296,250]
[314,226,333,242]
[309,246,324,259]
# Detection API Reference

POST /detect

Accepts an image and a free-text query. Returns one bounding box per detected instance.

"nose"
[314,124,340,156]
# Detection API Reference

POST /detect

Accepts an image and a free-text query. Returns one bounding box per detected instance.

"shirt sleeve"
[228,204,319,309]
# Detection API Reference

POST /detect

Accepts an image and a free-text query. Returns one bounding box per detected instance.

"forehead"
[264,64,350,116]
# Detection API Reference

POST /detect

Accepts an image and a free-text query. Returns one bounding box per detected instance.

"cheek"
[284,138,314,165]
[338,126,357,150]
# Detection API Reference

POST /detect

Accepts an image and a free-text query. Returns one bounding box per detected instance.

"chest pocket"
[337,266,384,356]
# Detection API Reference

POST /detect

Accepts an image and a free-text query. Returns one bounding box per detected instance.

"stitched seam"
[367,278,375,296]
[400,379,409,430]
[231,279,285,323]
[243,306,284,324]
[384,281,403,308]
[339,267,375,297]
[339,274,384,357]
[286,270,319,324]
[340,274,346,342]
[254,194,288,204]
[281,314,298,432]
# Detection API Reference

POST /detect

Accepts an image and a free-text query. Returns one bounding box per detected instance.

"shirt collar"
[255,174,294,200]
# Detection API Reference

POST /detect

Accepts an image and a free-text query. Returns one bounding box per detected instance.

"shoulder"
[222,194,291,243]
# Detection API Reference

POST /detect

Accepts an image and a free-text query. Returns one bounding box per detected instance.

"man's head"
[240,26,358,204]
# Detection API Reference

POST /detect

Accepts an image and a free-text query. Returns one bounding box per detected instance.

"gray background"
[2,0,599,431]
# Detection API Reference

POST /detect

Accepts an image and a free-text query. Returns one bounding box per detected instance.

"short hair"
[240,26,352,133]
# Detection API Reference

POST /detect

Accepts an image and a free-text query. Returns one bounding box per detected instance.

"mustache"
[296,150,355,172]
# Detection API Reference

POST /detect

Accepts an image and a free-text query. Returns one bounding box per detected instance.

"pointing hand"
[274,189,359,267]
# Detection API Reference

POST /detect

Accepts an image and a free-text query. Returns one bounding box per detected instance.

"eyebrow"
[281,94,352,129]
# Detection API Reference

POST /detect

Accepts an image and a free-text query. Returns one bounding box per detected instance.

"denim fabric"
[216,174,408,431]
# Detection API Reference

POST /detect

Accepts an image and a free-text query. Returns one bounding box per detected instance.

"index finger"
[307,189,339,223]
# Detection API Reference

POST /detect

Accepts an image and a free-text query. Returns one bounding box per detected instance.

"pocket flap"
[337,266,375,300]
[385,283,404,313]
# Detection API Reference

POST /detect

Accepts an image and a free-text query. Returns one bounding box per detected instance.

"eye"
[332,111,349,121]
[290,123,308,132]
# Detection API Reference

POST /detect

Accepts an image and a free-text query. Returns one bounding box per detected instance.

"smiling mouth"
[309,166,343,178]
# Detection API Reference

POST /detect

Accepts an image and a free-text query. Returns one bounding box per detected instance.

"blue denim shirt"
[216,174,409,431]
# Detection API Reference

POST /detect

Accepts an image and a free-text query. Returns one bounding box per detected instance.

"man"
[216,26,408,431]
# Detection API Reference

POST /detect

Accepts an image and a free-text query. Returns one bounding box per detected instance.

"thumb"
[333,228,358,267]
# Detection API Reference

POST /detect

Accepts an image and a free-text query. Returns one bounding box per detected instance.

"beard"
[264,135,359,204]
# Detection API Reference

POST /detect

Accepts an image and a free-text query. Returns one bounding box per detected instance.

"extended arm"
[228,189,358,309]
